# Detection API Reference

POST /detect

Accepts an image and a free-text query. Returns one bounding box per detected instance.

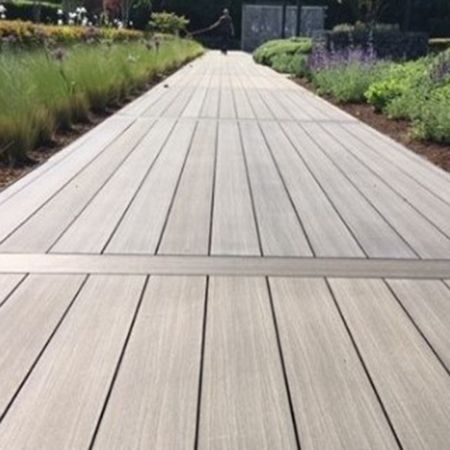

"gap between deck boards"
[0,254,449,278]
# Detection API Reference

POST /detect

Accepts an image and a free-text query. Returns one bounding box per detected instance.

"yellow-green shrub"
[0,20,143,46]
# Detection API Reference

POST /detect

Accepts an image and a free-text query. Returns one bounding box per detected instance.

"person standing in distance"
[210,8,235,55]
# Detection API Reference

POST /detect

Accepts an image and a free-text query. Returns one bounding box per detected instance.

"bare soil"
[295,78,450,173]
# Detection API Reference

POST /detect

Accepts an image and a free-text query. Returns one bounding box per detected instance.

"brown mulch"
[295,78,450,173]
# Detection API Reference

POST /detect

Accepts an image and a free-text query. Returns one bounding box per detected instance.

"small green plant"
[365,60,428,112]
[413,84,450,144]
[149,11,189,35]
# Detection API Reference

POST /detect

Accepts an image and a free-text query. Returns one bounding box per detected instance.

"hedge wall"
[326,30,429,60]
[3,1,60,24]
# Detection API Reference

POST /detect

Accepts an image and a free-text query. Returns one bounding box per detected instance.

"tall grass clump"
[0,38,203,164]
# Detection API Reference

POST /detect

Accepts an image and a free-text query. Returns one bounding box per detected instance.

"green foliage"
[271,53,309,77]
[0,20,143,48]
[0,38,203,163]
[365,59,428,112]
[312,62,387,103]
[414,84,450,144]
[149,11,189,35]
[253,37,312,74]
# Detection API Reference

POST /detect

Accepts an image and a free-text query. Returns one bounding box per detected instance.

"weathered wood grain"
[0,275,145,450]
[52,119,175,254]
[270,278,397,449]
[387,279,450,370]
[0,275,84,417]
[106,119,196,254]
[330,278,450,449]
[93,276,205,449]
[211,120,260,255]
[198,277,298,449]
[159,120,216,255]
[1,119,153,253]
[304,122,450,258]
[0,275,25,306]
[281,121,415,258]
[261,121,364,257]
[0,116,133,243]
[239,120,312,256]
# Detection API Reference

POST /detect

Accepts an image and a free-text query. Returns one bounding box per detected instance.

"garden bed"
[0,36,203,167]
[296,77,450,173]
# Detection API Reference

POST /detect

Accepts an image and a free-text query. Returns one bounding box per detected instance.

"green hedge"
[3,1,59,24]
[253,37,312,77]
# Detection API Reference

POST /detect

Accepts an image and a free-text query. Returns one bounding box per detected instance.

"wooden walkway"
[0,51,449,449]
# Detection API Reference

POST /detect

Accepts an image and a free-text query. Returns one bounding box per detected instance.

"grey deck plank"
[387,279,450,370]
[0,274,84,418]
[239,120,313,256]
[344,122,450,203]
[329,278,450,449]
[1,119,154,253]
[229,73,255,119]
[1,254,450,278]
[198,277,298,449]
[0,116,133,243]
[93,276,205,450]
[327,123,450,236]
[52,119,175,254]
[0,275,145,450]
[281,121,415,258]
[0,275,25,306]
[303,122,450,258]
[211,120,260,255]
[261,121,364,257]
[270,278,397,449]
[142,64,202,118]
[106,119,196,254]
[159,120,216,255]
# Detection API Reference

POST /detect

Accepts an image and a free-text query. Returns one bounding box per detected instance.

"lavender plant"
[308,40,385,103]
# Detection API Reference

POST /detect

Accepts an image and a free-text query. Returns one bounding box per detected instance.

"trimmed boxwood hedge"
[326,30,429,60]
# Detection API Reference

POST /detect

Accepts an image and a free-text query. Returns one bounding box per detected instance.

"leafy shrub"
[253,37,312,68]
[271,53,309,77]
[413,84,450,144]
[365,59,428,112]
[0,20,143,47]
[313,62,387,103]
[149,12,189,35]
[0,38,203,163]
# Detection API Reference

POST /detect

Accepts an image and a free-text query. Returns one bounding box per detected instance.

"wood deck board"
[211,120,260,255]
[329,278,450,449]
[198,277,298,449]
[0,275,145,449]
[270,278,398,449]
[387,279,450,370]
[105,119,196,254]
[0,275,85,418]
[93,276,205,450]
[0,51,450,448]
[51,119,175,254]
[1,119,154,253]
